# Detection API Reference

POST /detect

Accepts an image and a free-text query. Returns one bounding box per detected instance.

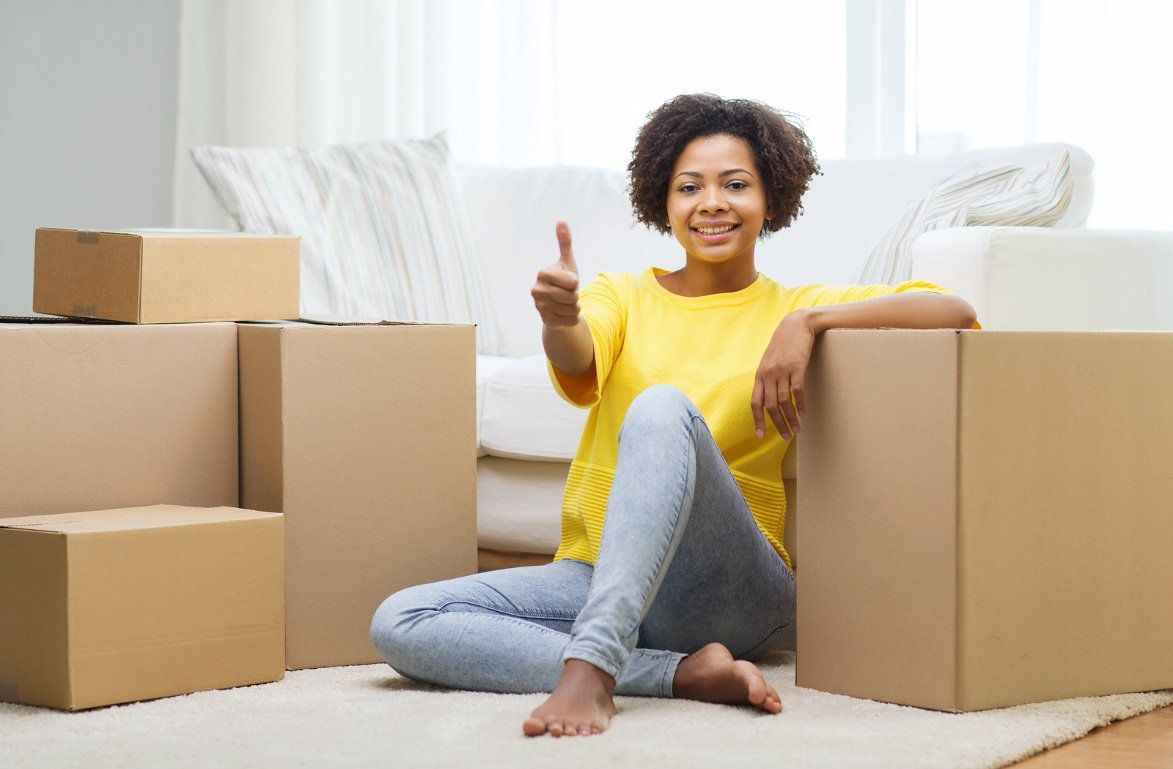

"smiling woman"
[370,92,976,741]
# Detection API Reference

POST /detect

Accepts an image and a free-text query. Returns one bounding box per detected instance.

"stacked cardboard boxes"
[0,228,477,709]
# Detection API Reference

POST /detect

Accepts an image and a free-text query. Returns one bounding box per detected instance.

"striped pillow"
[191,133,501,355]
[858,150,1074,284]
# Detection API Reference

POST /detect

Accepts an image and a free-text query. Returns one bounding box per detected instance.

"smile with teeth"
[694,224,738,235]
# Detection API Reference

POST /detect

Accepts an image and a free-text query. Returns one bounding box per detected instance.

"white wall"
[0,0,181,315]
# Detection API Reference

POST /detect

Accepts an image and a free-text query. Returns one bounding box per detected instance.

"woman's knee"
[369,584,434,669]
[622,384,700,435]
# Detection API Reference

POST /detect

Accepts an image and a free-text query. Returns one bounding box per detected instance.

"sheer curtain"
[914,0,1172,229]
[171,0,558,229]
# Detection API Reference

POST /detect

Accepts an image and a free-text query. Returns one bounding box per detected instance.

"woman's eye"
[680,184,698,193]
[728,181,747,190]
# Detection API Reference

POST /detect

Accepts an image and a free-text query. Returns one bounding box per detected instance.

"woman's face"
[666,133,772,264]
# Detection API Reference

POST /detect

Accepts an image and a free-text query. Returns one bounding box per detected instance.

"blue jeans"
[370,384,796,698]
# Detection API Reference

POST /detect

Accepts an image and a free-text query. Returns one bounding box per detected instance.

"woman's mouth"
[691,224,740,243]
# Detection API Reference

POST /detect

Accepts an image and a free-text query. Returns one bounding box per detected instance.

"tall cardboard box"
[0,505,285,710]
[796,329,1173,711]
[238,320,477,669]
[34,227,300,323]
[0,321,238,518]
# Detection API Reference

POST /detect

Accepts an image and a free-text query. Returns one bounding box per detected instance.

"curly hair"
[627,93,821,237]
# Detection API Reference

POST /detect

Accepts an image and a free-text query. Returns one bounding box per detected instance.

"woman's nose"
[700,188,727,212]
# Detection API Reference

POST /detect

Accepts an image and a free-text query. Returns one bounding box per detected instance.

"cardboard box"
[238,320,477,669]
[0,505,284,710]
[33,227,300,323]
[796,329,1173,711]
[0,320,238,518]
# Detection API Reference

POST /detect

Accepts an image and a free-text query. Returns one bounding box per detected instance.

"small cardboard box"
[33,227,300,323]
[796,329,1173,711]
[0,320,238,518]
[238,319,477,669]
[0,505,285,710]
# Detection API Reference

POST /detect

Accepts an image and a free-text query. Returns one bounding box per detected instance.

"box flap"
[295,315,465,327]
[118,229,298,241]
[0,505,280,534]
[38,228,296,241]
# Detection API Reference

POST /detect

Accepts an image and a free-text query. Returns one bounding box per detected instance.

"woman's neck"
[658,258,758,297]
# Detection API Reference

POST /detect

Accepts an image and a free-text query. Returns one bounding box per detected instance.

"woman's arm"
[543,320,594,377]
[802,292,977,334]
[752,293,977,440]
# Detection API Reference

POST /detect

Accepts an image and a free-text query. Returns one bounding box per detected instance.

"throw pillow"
[191,132,502,355]
[858,150,1074,284]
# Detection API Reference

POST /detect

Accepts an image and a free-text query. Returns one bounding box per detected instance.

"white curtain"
[171,0,559,229]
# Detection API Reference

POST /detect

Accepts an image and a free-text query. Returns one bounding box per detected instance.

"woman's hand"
[531,221,581,328]
[751,309,817,441]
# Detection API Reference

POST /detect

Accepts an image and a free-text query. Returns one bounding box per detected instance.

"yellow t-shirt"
[546,265,980,572]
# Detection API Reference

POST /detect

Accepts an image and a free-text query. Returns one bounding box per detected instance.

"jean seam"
[614,410,698,650]
[437,599,578,622]
[739,622,791,660]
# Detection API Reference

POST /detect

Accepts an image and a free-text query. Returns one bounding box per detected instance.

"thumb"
[556,221,578,275]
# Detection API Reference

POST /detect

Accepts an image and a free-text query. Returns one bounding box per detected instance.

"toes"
[522,717,548,736]
[548,721,564,737]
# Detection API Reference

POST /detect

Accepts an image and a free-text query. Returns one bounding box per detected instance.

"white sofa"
[454,142,1173,572]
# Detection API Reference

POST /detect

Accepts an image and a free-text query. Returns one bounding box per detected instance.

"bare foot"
[523,659,619,737]
[672,642,783,714]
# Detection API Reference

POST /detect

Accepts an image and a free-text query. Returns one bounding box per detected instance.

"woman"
[370,93,979,738]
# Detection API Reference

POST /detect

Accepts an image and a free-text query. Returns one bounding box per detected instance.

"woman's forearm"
[543,319,594,376]
[803,293,977,334]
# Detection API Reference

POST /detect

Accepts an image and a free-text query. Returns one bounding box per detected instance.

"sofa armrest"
[909,227,1173,330]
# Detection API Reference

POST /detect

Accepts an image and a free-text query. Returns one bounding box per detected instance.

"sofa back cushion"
[193,133,503,355]
[454,142,1092,358]
[858,149,1077,284]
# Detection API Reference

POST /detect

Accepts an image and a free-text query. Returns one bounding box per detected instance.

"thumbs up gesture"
[531,221,582,328]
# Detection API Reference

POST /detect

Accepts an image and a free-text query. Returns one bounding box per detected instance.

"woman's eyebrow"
[673,168,755,180]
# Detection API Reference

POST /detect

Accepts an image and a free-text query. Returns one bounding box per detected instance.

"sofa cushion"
[480,355,587,461]
[476,456,565,553]
[859,149,1074,283]
[478,354,799,479]
[192,133,503,355]
[476,355,513,457]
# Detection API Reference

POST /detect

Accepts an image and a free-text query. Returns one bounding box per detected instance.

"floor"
[1012,704,1172,767]
[479,550,1172,768]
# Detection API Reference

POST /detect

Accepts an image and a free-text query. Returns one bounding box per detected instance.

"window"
[915,0,1172,228]
[555,0,846,168]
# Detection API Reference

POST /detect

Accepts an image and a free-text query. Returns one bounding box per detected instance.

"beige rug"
[1,650,1169,769]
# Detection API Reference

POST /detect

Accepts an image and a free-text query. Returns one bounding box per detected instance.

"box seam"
[64,533,76,710]
[136,237,145,323]
[954,329,964,710]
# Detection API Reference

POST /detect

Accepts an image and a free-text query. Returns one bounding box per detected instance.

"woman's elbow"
[953,297,978,329]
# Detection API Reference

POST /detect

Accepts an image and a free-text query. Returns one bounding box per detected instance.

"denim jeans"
[370,383,796,698]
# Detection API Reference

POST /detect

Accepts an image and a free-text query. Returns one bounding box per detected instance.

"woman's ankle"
[561,658,617,694]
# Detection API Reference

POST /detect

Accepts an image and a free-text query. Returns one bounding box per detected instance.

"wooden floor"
[1011,704,1172,767]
